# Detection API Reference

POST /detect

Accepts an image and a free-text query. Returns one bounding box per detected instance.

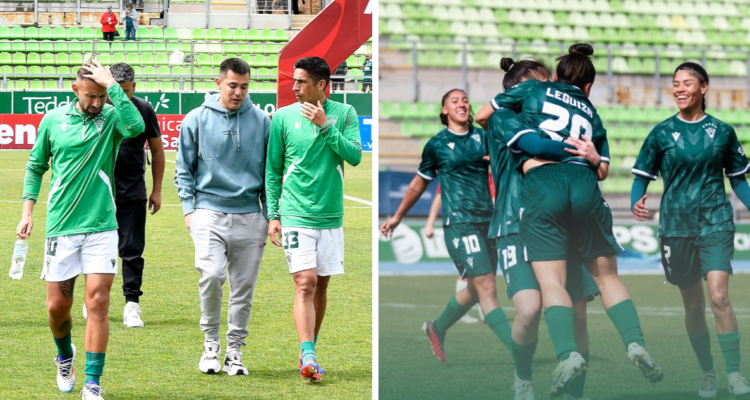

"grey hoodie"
[175,92,270,216]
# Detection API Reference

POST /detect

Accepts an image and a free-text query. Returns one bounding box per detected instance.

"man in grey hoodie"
[175,58,270,376]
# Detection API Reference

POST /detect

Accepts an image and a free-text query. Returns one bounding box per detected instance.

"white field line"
[379,303,750,319]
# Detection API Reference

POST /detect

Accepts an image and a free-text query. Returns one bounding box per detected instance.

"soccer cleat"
[55,344,76,393]
[223,351,248,376]
[199,340,221,374]
[627,343,664,383]
[422,320,446,362]
[729,372,750,398]
[699,368,718,398]
[548,351,586,398]
[300,358,324,381]
[80,382,105,400]
[512,371,535,400]
[123,302,144,328]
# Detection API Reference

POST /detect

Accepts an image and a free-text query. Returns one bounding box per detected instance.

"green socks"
[606,299,645,349]
[545,306,577,360]
[301,341,316,364]
[84,352,106,385]
[485,308,513,352]
[512,340,537,381]
[689,331,715,372]
[567,351,589,397]
[718,331,741,374]
[434,296,473,334]
[54,333,74,358]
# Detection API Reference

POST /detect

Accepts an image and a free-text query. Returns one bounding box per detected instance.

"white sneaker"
[123,302,144,328]
[512,371,534,400]
[199,340,221,374]
[223,351,249,376]
[699,368,718,398]
[55,343,76,393]
[83,303,87,320]
[549,351,587,398]
[729,372,750,398]
[627,342,664,383]
[80,382,105,400]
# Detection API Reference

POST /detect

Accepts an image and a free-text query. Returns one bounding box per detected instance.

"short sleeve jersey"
[418,126,493,226]
[487,107,536,238]
[632,114,749,237]
[490,80,610,167]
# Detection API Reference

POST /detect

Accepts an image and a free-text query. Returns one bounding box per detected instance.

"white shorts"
[42,230,119,282]
[282,227,344,276]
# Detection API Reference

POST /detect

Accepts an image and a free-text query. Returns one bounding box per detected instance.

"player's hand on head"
[633,195,649,222]
[80,60,117,88]
[301,101,328,127]
[16,216,33,239]
[268,219,282,247]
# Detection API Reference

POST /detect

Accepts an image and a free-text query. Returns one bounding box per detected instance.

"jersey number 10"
[539,102,593,141]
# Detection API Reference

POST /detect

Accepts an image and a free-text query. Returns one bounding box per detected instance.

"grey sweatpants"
[190,208,268,351]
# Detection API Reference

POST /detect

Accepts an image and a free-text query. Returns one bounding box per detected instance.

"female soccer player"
[380,89,516,365]
[488,57,600,400]
[476,44,663,397]
[631,62,750,398]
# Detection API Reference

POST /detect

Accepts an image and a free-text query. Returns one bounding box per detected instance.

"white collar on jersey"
[447,128,470,136]
[676,113,708,124]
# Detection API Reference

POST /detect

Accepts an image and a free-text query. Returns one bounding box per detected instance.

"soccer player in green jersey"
[380,88,516,369]
[631,62,750,398]
[16,61,145,399]
[266,57,362,381]
[477,44,663,396]
[488,58,602,400]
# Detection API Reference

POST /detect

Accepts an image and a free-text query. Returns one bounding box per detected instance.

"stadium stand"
[379,0,750,208]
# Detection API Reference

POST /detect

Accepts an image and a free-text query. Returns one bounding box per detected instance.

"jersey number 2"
[539,102,593,141]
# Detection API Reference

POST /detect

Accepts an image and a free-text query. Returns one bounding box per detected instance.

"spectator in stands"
[332,60,347,91]
[101,5,119,42]
[362,54,372,93]
[122,4,138,41]
[258,0,271,14]
[292,0,304,15]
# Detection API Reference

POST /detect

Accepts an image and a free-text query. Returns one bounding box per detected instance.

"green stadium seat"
[30,81,43,90]
[153,43,167,53]
[52,27,67,41]
[14,66,27,78]
[143,66,156,76]
[139,42,153,52]
[199,67,212,79]
[233,29,247,41]
[67,27,80,40]
[237,44,251,54]
[11,27,23,40]
[81,27,95,40]
[194,43,209,54]
[0,65,11,75]
[44,80,58,90]
[151,28,164,40]
[248,81,258,91]
[40,41,54,53]
[39,27,53,40]
[0,42,10,53]
[111,43,124,53]
[96,42,110,53]
[260,82,274,91]
[15,81,29,90]
[251,55,266,67]
[250,44,263,54]
[260,29,274,41]
[136,28,150,40]
[166,43,180,52]
[69,42,82,53]
[70,53,83,65]
[274,30,287,42]
[222,44,237,54]
[160,81,174,91]
[99,54,112,65]
[55,53,70,66]
[141,54,155,65]
[54,42,68,53]
[267,55,278,67]
[247,29,260,42]
[263,44,278,54]
[27,42,40,53]
[27,53,41,66]
[95,28,103,39]
[221,29,235,42]
[155,54,169,66]
[192,29,206,41]
[11,42,24,52]
[0,27,9,40]
[256,67,269,80]
[157,66,170,75]
[112,54,125,64]
[240,55,252,65]
[172,66,185,75]
[197,54,211,66]
[346,55,360,68]
[208,43,222,54]
[29,66,42,77]
[145,81,159,91]
[125,42,138,53]
[58,66,70,75]
[206,29,219,41]
[26,27,39,40]
[164,28,178,41]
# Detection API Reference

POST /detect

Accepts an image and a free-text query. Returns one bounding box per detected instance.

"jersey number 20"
[539,102,593,141]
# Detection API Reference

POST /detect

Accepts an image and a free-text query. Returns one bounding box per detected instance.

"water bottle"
[9,238,27,280]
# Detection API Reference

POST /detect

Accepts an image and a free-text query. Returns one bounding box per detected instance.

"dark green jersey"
[632,114,749,237]
[487,108,535,238]
[418,126,493,225]
[491,80,610,167]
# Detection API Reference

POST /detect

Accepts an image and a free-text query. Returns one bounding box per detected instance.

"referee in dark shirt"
[110,62,165,327]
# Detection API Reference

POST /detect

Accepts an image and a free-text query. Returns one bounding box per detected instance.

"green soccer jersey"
[487,108,536,238]
[266,98,362,229]
[632,114,749,237]
[22,84,146,238]
[418,126,493,226]
[491,79,610,167]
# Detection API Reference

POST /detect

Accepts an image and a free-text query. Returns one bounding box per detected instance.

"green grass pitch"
[380,274,750,400]
[0,151,372,399]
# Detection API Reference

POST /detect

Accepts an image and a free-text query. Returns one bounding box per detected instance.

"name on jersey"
[545,88,593,118]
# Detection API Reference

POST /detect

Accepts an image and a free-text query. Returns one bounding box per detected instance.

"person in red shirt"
[100,6,118,41]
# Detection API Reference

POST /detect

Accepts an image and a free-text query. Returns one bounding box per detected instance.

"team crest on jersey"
[467,257,474,268]
[671,132,681,141]
[93,115,105,136]
[448,142,455,150]
[327,115,338,125]
[471,134,481,143]
[703,123,717,141]
[740,146,745,156]
[452,238,460,248]
[294,121,301,130]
